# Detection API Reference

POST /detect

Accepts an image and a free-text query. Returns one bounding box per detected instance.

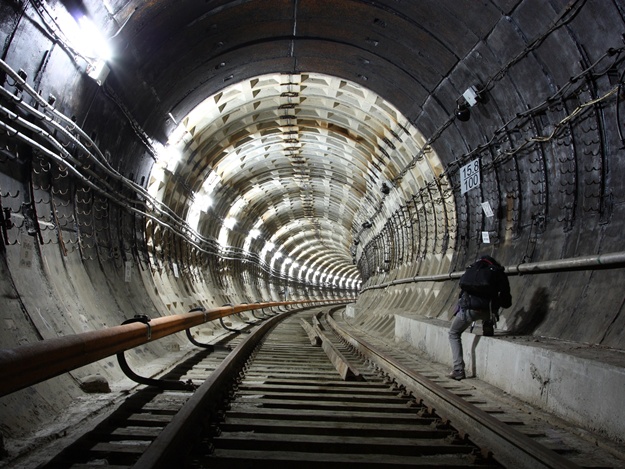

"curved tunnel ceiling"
[149,72,446,289]
[4,0,625,451]
[102,0,481,292]
[39,0,612,295]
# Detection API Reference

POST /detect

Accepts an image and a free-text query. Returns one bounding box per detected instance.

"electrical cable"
[0,108,303,286]
[362,40,625,273]
[0,25,350,289]
[0,61,218,249]
[0,60,192,233]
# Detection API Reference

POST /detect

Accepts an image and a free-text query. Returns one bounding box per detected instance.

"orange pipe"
[0,299,349,397]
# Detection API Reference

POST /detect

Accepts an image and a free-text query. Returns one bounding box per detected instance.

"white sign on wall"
[460,159,480,194]
[481,201,494,217]
[482,231,491,243]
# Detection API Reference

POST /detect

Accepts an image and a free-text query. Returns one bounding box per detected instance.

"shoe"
[448,370,466,380]
[482,321,494,336]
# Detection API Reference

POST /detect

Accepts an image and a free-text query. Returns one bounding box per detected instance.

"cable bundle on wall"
[0,59,327,292]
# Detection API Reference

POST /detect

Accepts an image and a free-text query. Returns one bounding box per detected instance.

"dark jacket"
[459,256,512,312]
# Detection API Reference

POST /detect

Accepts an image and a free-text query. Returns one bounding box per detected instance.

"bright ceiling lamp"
[269,250,284,271]
[187,193,213,230]
[55,8,111,60]
[155,144,182,172]
[217,216,236,249]
[243,226,262,253]
[76,16,111,61]
[223,217,237,230]
[56,8,112,85]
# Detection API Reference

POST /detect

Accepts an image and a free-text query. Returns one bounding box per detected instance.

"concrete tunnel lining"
[149,71,447,289]
[1,0,625,461]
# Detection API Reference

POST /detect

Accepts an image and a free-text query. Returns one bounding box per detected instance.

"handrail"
[0,299,351,397]
[361,250,625,292]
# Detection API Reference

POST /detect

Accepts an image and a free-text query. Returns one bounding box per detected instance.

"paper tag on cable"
[173,262,179,278]
[124,260,132,282]
[481,201,494,218]
[481,231,491,244]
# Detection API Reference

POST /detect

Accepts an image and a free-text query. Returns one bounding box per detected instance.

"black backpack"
[459,258,501,298]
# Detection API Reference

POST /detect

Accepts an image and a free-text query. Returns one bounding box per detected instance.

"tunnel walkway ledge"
[393,314,625,445]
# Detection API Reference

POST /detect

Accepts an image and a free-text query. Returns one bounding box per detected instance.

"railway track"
[184,309,497,468]
[36,319,252,469]
[30,306,625,468]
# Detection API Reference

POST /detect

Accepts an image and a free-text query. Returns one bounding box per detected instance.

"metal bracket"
[116,315,195,391]
[186,307,232,352]
[0,206,13,245]
[220,304,251,334]
[253,301,269,318]
[237,303,256,324]
[246,302,262,319]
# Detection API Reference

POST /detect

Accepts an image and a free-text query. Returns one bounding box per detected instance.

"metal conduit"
[361,251,625,291]
[0,299,351,398]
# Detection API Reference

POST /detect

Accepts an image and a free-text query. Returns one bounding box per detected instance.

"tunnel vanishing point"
[1,0,625,463]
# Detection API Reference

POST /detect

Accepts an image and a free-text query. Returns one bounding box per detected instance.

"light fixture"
[456,102,471,121]
[456,85,484,122]
[156,145,182,171]
[86,59,110,86]
[56,8,112,85]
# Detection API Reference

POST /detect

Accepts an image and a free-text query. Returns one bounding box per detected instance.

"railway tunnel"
[1,0,625,465]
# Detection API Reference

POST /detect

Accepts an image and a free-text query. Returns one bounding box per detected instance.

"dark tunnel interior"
[1,0,625,462]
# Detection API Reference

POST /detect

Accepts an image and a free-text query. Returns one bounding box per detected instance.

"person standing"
[448,255,512,380]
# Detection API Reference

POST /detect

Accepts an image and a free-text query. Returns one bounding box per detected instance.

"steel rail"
[0,299,351,397]
[133,308,292,469]
[325,312,581,469]
[360,250,625,291]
